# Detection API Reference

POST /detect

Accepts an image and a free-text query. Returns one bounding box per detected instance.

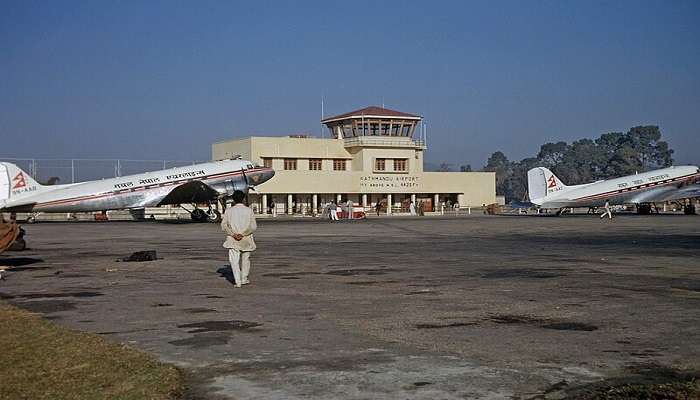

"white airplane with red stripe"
[527,165,700,213]
[0,159,275,222]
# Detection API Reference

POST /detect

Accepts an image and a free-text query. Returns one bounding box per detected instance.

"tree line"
[481,125,674,202]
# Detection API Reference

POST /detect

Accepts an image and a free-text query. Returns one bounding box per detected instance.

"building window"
[262,158,272,168]
[309,159,322,171]
[284,158,297,170]
[394,159,407,172]
[333,159,346,171]
[375,158,386,171]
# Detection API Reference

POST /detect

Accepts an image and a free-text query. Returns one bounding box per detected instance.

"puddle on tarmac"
[325,268,397,276]
[177,320,262,333]
[263,272,321,278]
[542,322,598,331]
[184,308,218,314]
[481,269,563,279]
[169,333,231,348]
[18,300,77,313]
[415,322,476,329]
[3,291,103,299]
[489,314,545,324]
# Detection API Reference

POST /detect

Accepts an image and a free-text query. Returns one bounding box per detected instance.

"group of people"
[323,200,355,221]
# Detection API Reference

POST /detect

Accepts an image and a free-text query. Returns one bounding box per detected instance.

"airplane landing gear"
[188,205,222,223]
[636,203,653,215]
[205,208,222,223]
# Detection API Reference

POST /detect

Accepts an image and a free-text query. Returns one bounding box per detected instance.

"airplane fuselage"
[1,159,274,213]
[534,166,700,209]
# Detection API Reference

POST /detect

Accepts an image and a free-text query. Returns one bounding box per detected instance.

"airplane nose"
[252,167,275,185]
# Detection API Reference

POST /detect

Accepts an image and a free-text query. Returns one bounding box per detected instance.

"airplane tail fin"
[527,167,568,204]
[0,163,47,207]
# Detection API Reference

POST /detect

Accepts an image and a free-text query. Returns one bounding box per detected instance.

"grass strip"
[0,302,183,400]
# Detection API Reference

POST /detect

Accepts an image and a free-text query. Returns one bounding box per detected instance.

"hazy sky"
[2,1,699,168]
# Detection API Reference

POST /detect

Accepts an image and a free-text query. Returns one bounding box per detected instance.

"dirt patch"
[346,281,398,286]
[177,320,262,333]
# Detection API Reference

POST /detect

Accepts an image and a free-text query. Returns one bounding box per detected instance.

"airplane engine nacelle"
[223,179,250,195]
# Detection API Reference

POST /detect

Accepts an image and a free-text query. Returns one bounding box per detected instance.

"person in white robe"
[222,190,257,288]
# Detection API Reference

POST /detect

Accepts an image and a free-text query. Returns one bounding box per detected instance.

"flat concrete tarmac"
[1,214,699,399]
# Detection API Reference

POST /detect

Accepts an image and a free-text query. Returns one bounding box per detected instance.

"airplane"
[0,159,275,223]
[527,165,700,215]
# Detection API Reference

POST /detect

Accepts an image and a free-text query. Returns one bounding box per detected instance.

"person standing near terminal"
[222,190,257,288]
[409,200,416,215]
[347,199,353,219]
[600,199,613,220]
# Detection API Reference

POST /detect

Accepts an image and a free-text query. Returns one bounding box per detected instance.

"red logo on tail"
[12,172,27,189]
[547,175,557,188]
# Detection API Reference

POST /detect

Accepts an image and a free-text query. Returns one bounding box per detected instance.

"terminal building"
[212,106,495,215]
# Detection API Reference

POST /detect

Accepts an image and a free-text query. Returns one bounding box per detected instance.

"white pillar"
[411,194,416,204]
[362,194,368,208]
[337,194,342,203]
[287,194,293,215]
[312,194,318,215]
[434,194,439,212]
[387,194,392,215]
[262,194,268,214]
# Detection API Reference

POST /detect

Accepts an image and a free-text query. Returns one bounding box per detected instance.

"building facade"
[212,106,495,215]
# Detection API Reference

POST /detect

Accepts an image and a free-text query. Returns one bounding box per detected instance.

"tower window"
[333,159,346,171]
[394,159,407,172]
[284,159,297,170]
[375,158,386,171]
[309,159,322,171]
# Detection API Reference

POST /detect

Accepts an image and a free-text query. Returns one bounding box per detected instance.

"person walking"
[347,199,354,220]
[375,201,382,216]
[222,190,257,288]
[600,200,613,220]
[409,200,416,216]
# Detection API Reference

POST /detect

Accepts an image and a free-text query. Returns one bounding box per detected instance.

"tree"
[484,151,513,197]
[460,164,472,172]
[438,163,453,172]
[485,125,675,202]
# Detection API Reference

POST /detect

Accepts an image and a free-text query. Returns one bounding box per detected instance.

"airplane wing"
[656,184,700,202]
[156,181,221,206]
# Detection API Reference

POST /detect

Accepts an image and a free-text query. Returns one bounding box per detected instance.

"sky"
[1,0,699,169]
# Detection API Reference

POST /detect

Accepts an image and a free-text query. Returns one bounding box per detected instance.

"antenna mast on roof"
[320,95,325,138]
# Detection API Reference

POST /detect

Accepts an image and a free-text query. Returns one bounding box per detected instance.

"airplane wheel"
[206,209,222,223]
[191,208,208,222]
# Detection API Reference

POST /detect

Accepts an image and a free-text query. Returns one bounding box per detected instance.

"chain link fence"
[0,158,208,184]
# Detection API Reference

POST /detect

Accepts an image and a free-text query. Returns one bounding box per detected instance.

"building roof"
[321,106,421,123]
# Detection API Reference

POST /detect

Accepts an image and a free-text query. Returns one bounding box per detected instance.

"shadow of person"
[216,266,236,285]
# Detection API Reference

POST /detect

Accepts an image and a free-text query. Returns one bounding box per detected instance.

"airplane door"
[0,164,9,202]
